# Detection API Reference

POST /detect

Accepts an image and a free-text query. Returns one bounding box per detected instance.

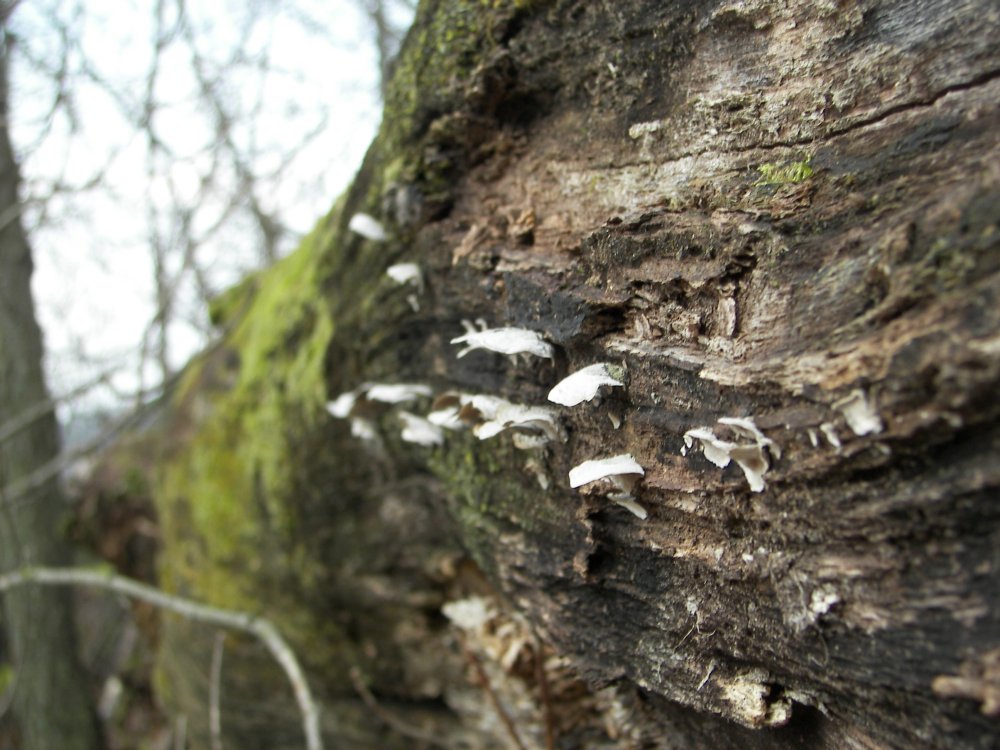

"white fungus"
[683,417,777,493]
[349,418,378,442]
[348,213,387,241]
[386,262,422,287]
[569,454,645,488]
[832,389,883,436]
[364,383,433,404]
[568,454,647,519]
[442,596,494,632]
[327,383,432,418]
[399,411,445,446]
[427,403,464,430]
[547,363,625,406]
[451,320,554,360]
[820,422,842,449]
[386,262,424,311]
[326,391,360,419]
[474,403,564,446]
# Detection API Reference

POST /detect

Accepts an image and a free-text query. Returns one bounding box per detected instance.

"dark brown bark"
[342,0,1000,746]
[143,1,1000,748]
[0,19,103,750]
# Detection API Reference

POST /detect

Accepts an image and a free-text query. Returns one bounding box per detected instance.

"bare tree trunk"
[0,19,102,750]
[132,1,1000,748]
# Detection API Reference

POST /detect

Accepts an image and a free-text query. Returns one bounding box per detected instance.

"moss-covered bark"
[143,1,1000,748]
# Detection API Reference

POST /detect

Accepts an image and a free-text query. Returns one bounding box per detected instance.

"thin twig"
[209,631,226,750]
[348,667,453,749]
[0,367,116,446]
[459,637,527,750]
[0,566,323,750]
[174,714,187,750]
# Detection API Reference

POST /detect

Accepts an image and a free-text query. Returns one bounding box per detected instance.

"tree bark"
[140,1,1000,748]
[0,19,103,750]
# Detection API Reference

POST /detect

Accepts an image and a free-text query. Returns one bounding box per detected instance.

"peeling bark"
[144,1,1000,748]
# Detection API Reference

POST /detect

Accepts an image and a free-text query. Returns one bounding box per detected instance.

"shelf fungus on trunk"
[450,319,554,361]
[385,262,423,311]
[547,362,626,407]
[682,417,779,493]
[568,454,647,519]
[347,212,387,241]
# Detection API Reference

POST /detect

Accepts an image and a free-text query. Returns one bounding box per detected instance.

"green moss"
[207,273,258,328]
[428,431,571,573]
[755,158,814,186]
[155,218,342,658]
[148,0,561,733]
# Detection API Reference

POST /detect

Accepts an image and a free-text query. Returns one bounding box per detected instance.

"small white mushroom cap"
[832,389,883,436]
[442,596,494,632]
[364,383,433,404]
[349,417,378,442]
[569,454,645,488]
[399,411,445,446]
[451,326,554,359]
[427,404,464,430]
[386,263,424,311]
[386,262,422,287]
[348,213,387,241]
[683,417,775,493]
[548,363,625,407]
[326,391,359,419]
[474,403,564,444]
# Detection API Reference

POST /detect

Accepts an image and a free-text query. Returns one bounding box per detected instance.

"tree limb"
[0,566,323,750]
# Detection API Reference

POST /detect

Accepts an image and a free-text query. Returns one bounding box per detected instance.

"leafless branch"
[210,631,226,750]
[0,566,324,750]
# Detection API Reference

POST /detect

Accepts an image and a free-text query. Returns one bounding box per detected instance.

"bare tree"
[0,8,102,747]
[11,0,388,400]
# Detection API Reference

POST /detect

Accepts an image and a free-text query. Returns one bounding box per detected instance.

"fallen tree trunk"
[133,1,1000,747]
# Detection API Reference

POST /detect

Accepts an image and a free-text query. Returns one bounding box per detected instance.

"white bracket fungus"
[441,596,495,632]
[547,363,626,407]
[450,319,554,361]
[348,213,387,241]
[326,391,360,419]
[327,383,431,419]
[568,454,647,519]
[385,262,424,311]
[819,422,841,449]
[349,418,379,442]
[832,388,883,436]
[399,411,445,446]
[473,403,564,447]
[363,383,433,405]
[326,383,433,443]
[683,417,778,493]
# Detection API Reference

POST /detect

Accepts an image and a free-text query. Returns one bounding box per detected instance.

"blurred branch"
[0,366,115,446]
[210,631,226,750]
[0,566,324,750]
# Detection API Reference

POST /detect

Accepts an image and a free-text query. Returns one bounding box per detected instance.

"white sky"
[9,0,405,417]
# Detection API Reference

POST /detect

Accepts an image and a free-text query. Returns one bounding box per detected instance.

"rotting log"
[138,1,1000,748]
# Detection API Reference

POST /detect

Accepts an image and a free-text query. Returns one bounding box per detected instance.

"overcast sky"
[9,0,406,417]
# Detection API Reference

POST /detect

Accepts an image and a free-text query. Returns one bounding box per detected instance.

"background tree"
[0,6,103,747]
[1,0,412,746]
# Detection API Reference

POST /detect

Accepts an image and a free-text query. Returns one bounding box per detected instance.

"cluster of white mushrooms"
[336,214,887,518]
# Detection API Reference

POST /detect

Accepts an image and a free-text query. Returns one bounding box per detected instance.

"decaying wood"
[342,0,1000,747]
[140,1,1000,748]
